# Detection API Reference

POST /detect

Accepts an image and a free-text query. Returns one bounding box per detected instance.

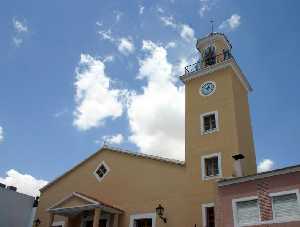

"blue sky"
[1,0,300,196]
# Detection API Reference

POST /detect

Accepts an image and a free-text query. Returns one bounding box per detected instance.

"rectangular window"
[272,192,300,221]
[201,111,219,135]
[134,219,152,227]
[201,153,221,180]
[202,203,215,227]
[235,199,259,226]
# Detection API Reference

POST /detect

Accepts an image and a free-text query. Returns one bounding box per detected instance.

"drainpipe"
[28,197,39,227]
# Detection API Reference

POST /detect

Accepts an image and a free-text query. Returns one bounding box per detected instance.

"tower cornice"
[180,57,253,92]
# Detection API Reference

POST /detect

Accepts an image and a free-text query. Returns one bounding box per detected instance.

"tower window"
[93,161,110,182]
[201,111,219,135]
[201,153,222,180]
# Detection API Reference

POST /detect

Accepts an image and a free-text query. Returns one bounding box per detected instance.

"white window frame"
[129,213,156,227]
[200,111,219,135]
[52,221,65,227]
[232,196,261,227]
[269,189,300,223]
[93,161,110,182]
[201,152,222,180]
[202,203,215,227]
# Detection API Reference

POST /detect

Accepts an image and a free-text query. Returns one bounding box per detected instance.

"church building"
[36,32,258,227]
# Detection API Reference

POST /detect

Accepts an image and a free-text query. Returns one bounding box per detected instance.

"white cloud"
[118,38,135,55]
[127,41,185,160]
[160,16,177,28]
[160,16,196,43]
[113,10,123,22]
[12,18,28,47]
[139,5,145,15]
[73,54,125,130]
[101,133,124,145]
[257,159,274,173]
[0,126,3,143]
[199,0,213,17]
[13,19,28,33]
[98,29,114,42]
[166,41,176,49]
[13,37,23,47]
[0,169,48,197]
[98,29,135,56]
[53,108,68,118]
[180,24,195,42]
[219,14,241,31]
[157,7,164,14]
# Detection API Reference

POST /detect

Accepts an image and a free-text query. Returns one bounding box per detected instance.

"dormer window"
[93,161,110,182]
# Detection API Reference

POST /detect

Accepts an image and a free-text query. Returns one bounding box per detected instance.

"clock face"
[200,81,216,96]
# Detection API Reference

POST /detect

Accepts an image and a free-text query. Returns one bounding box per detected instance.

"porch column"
[93,208,101,227]
[113,214,119,227]
[64,217,70,227]
[48,213,54,227]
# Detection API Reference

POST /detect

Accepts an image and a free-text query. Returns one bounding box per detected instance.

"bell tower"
[181,32,257,179]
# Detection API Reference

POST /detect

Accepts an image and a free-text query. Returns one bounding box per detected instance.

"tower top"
[180,33,252,92]
[196,32,232,52]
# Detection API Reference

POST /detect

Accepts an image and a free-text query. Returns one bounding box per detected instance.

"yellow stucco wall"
[36,35,257,227]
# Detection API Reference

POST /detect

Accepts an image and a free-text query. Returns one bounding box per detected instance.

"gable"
[41,145,184,193]
[55,195,91,209]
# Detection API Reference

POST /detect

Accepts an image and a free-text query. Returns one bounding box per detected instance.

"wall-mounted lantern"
[156,204,167,223]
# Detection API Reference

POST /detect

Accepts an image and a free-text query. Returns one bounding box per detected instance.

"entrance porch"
[47,192,123,227]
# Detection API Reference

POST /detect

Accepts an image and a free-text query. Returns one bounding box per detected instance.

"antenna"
[210,19,214,34]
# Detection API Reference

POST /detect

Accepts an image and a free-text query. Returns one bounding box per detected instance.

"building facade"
[0,184,37,227]
[216,165,300,227]
[36,33,258,227]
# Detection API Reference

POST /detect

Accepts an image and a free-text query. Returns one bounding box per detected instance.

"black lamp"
[34,218,41,227]
[156,204,167,223]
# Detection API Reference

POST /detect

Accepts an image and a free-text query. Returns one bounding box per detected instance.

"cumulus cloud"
[0,126,3,143]
[180,24,195,42]
[160,16,177,28]
[13,19,28,33]
[127,41,185,160]
[0,169,48,196]
[139,5,145,15]
[257,159,274,173]
[101,133,124,145]
[118,38,135,55]
[159,16,196,42]
[199,0,215,17]
[73,54,125,130]
[98,29,135,56]
[113,10,123,22]
[219,14,241,31]
[12,18,28,47]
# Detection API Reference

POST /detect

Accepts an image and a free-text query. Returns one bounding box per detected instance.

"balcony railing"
[185,50,232,75]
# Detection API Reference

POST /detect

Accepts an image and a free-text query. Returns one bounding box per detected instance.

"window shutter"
[236,199,259,226]
[273,193,300,221]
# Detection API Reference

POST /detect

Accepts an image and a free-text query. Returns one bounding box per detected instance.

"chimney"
[0,183,6,188]
[7,186,17,191]
[232,154,245,177]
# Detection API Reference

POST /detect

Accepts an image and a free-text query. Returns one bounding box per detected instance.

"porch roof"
[47,192,123,216]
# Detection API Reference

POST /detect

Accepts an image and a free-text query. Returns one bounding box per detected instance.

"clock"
[200,81,216,96]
